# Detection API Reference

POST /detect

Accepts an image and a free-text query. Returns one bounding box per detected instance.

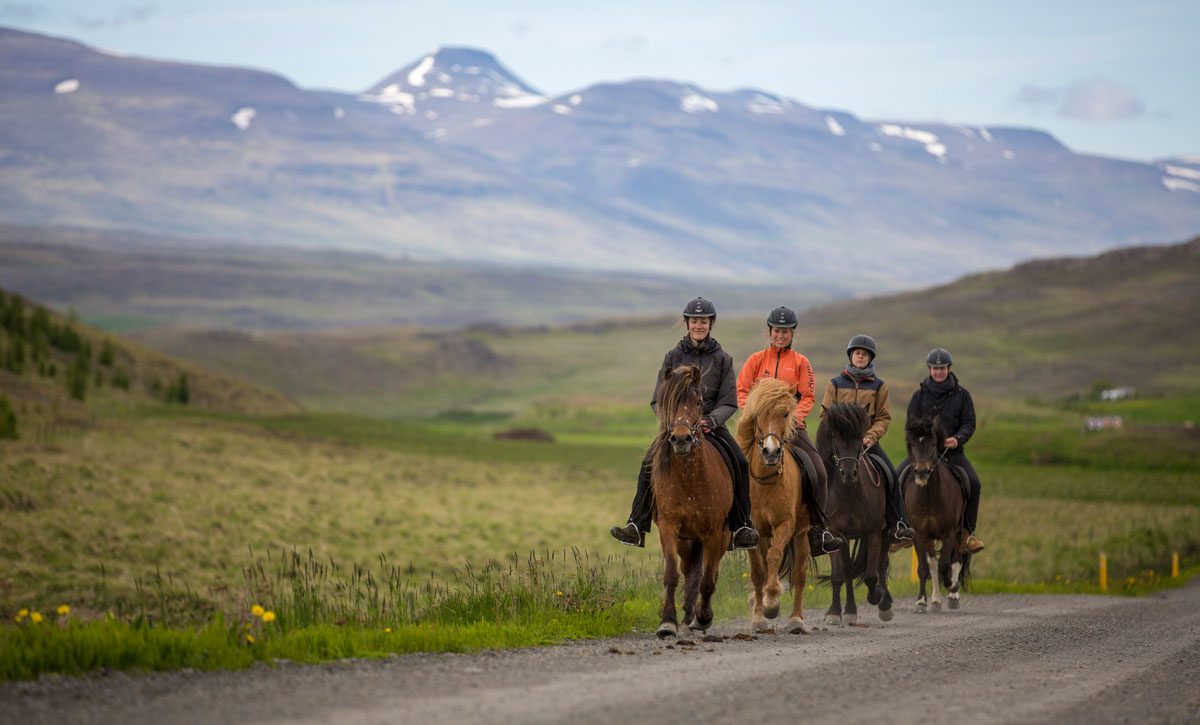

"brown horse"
[736,377,813,634]
[903,416,971,612]
[816,403,893,624]
[651,364,733,638]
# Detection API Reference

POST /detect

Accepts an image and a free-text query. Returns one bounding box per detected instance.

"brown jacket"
[820,370,892,445]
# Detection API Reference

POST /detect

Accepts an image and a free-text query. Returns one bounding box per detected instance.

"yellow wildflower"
[57,605,70,616]
[385,627,391,633]
[262,611,275,623]
[556,591,563,596]
[252,605,265,617]
[246,634,255,644]
[18,608,28,617]
[31,612,44,624]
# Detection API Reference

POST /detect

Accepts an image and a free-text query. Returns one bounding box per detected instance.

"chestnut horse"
[903,416,971,612]
[816,403,893,624]
[736,377,813,634]
[651,365,733,638]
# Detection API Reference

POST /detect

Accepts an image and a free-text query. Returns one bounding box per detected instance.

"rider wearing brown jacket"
[820,335,915,543]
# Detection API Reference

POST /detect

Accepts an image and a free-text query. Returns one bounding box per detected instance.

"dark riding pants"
[788,428,830,528]
[626,427,752,532]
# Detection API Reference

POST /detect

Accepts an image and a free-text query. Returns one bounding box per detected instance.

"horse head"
[738,377,798,471]
[659,365,704,456]
[817,403,871,485]
[905,416,944,486]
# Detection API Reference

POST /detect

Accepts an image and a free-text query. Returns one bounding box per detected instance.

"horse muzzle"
[837,460,858,483]
[913,465,931,487]
[670,433,697,456]
[759,447,782,467]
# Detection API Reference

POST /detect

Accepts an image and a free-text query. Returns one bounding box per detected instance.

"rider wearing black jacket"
[903,348,985,554]
[610,297,759,551]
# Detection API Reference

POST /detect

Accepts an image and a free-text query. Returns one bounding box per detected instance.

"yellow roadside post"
[911,549,918,582]
[1172,552,1179,578]
[1099,553,1108,592]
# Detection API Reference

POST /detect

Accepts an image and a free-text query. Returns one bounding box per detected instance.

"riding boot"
[610,448,654,547]
[885,477,915,544]
[728,462,759,550]
[962,467,984,553]
[802,475,843,555]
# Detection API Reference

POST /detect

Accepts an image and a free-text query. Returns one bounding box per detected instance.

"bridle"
[911,443,949,485]
[832,444,881,488]
[749,423,784,484]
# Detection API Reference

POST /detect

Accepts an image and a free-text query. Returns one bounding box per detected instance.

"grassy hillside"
[130,237,1200,424]
[0,289,297,440]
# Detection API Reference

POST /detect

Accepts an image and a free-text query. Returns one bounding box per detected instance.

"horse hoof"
[824,614,841,626]
[844,613,858,625]
[690,615,712,632]
[867,589,881,606]
[763,603,780,620]
[913,604,927,614]
[657,622,677,638]
[786,617,811,634]
[878,608,893,622]
[753,618,772,632]
[930,601,942,613]
[949,597,960,610]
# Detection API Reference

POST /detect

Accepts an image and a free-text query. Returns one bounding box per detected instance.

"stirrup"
[609,523,645,548]
[817,529,844,554]
[890,522,914,541]
[730,526,760,550]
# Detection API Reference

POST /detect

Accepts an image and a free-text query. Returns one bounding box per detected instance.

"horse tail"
[778,538,795,584]
[960,551,972,592]
[844,539,870,586]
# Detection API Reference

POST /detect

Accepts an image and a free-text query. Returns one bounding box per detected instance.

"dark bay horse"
[903,416,971,612]
[816,403,893,624]
[736,377,813,634]
[651,364,733,638]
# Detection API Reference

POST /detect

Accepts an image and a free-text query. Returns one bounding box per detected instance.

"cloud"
[1013,78,1145,121]
[0,3,44,20]
[75,3,157,30]
[602,33,647,54]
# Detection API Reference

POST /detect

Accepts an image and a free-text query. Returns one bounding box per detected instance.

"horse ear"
[688,366,702,385]
[663,366,674,381]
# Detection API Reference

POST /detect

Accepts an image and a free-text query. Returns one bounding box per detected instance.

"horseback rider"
[903,348,985,554]
[736,306,845,556]
[610,297,760,550]
[819,335,916,544]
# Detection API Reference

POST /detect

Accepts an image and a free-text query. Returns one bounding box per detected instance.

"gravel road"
[4,579,1199,725]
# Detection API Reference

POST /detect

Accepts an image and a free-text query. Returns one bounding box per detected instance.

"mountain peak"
[360,46,546,114]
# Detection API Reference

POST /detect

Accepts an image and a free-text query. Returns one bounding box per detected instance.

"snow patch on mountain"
[681,91,718,113]
[1163,164,1200,180]
[746,94,787,115]
[879,124,945,158]
[408,56,435,87]
[980,127,994,142]
[1162,177,1200,193]
[54,79,79,94]
[231,107,256,130]
[826,115,845,136]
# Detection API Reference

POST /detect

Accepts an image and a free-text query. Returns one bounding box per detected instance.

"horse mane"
[652,365,703,477]
[735,377,799,452]
[905,416,946,448]
[816,403,870,452]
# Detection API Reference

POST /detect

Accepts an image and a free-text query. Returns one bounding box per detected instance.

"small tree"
[99,339,115,367]
[112,368,130,390]
[0,394,16,439]
[67,355,88,401]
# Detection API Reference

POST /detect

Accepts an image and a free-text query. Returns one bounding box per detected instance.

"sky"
[3,1,1197,162]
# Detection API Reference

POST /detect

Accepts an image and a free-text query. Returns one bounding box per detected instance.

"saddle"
[706,431,741,487]
[786,445,820,490]
[866,453,893,490]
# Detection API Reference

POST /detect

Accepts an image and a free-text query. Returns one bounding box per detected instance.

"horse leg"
[865,531,882,606]
[657,525,681,638]
[691,534,724,632]
[787,535,812,634]
[926,547,942,612]
[946,537,963,609]
[824,548,845,625]
[748,540,769,631]
[876,534,894,622]
[914,535,931,613]
[763,521,794,621]
[680,539,703,630]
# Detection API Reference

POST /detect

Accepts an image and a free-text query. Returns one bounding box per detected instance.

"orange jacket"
[736,346,816,428]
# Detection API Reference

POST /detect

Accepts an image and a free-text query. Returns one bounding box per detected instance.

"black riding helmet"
[683,296,717,320]
[926,348,953,366]
[846,334,877,361]
[767,306,798,328]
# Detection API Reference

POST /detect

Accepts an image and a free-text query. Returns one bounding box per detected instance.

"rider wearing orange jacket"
[737,306,844,554]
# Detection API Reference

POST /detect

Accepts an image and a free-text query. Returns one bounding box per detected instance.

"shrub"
[112,368,130,390]
[66,355,88,401]
[166,374,191,404]
[4,338,25,374]
[99,339,115,367]
[0,395,16,439]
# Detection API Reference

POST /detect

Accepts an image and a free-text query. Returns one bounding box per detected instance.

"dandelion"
[385,627,391,633]
[262,611,275,623]
[252,605,265,617]
[556,591,563,596]
[18,608,28,617]
[57,605,70,616]
[246,634,255,644]
[31,612,43,624]
[741,573,748,578]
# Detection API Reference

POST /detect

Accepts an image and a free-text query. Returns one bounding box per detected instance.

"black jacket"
[650,336,738,429]
[907,373,976,449]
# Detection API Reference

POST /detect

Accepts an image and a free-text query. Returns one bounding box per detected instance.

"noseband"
[750,424,784,484]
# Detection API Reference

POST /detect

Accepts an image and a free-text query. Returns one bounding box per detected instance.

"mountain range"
[1,26,1197,284]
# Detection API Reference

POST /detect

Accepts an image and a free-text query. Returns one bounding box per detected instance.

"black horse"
[816,403,893,624]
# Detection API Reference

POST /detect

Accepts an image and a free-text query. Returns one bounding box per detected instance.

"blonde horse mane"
[736,377,799,453]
